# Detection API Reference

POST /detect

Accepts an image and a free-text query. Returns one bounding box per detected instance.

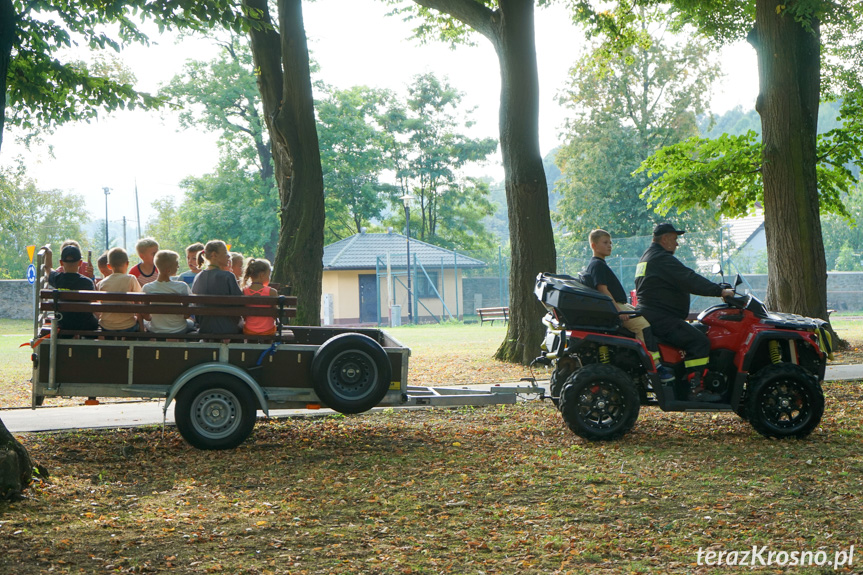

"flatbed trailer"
[27,250,543,449]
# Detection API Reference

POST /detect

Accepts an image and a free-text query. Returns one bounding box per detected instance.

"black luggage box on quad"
[535,273,621,331]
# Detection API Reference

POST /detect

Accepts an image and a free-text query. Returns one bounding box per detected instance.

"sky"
[1,0,759,233]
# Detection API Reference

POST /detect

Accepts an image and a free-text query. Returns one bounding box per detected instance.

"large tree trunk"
[413,0,556,364]
[492,0,556,364]
[750,1,828,320]
[245,0,324,326]
[0,0,16,153]
[0,417,34,500]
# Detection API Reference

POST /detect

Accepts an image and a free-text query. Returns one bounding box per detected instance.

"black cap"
[653,223,685,237]
[60,245,82,263]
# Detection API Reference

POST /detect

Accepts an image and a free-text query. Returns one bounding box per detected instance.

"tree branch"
[411,0,498,41]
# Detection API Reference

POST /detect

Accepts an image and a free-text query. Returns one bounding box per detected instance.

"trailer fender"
[164,363,268,417]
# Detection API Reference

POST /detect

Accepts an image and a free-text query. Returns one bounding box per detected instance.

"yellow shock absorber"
[768,340,782,364]
[599,345,611,364]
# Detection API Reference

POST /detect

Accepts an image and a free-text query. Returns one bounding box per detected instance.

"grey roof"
[323,232,487,270]
[722,210,765,251]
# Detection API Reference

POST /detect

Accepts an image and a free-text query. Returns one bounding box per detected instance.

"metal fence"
[418,232,863,322]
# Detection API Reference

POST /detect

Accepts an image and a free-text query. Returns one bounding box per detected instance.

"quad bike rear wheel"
[745,363,824,439]
[558,364,640,441]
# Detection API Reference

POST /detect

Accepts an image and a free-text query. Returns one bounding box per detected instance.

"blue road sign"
[27,264,36,285]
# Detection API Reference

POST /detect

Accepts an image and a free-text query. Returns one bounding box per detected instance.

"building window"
[416,272,439,299]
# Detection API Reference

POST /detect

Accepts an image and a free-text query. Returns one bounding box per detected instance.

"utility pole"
[123,217,127,250]
[400,194,415,324]
[103,187,111,251]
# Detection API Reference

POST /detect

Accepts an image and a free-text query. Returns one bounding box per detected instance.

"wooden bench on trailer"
[477,306,510,325]
[38,289,297,342]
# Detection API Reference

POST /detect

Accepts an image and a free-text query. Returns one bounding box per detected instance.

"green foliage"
[316,86,397,243]
[148,36,278,262]
[640,93,863,221]
[834,241,862,271]
[2,0,244,149]
[159,35,271,177]
[0,165,89,278]
[821,186,863,270]
[151,156,280,261]
[385,73,498,252]
[555,6,721,256]
[636,131,763,219]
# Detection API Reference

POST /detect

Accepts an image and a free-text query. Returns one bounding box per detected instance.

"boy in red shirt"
[129,237,159,287]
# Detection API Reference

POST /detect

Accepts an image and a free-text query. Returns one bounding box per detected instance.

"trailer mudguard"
[164,362,269,417]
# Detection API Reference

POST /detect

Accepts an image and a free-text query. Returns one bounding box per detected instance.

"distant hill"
[699,100,845,139]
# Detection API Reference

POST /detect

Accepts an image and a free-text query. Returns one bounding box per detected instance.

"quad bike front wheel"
[558,364,640,441]
[745,363,824,439]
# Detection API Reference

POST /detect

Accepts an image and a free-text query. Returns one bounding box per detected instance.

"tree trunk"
[412,0,556,364]
[0,0,16,153]
[0,417,34,500]
[491,0,556,364]
[245,0,324,326]
[750,1,828,320]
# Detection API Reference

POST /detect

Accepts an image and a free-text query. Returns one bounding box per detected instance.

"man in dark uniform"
[634,223,734,401]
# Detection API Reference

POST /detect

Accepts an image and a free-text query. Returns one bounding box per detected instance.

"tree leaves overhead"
[2,0,245,150]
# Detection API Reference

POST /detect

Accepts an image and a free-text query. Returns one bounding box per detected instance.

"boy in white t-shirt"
[143,250,195,334]
[98,247,143,332]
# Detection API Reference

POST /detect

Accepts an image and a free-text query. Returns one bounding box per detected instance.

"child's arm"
[41,246,53,281]
[595,284,615,300]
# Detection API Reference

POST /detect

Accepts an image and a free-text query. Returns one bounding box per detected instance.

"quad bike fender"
[729,371,749,411]
[569,331,657,371]
[740,330,827,380]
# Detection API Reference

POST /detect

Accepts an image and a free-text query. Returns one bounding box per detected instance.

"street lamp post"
[400,194,415,324]
[103,187,111,251]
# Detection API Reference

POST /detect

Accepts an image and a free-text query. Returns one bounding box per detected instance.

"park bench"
[39,289,297,342]
[477,306,509,325]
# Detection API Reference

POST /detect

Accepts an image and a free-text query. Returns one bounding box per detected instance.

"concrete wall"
[0,280,35,320]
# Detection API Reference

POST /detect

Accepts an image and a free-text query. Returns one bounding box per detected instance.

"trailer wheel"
[312,333,392,414]
[558,364,639,441]
[175,374,258,450]
[745,363,824,439]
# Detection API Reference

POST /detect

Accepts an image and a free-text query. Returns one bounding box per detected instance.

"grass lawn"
[2,387,862,574]
[0,319,35,408]
[1,321,863,573]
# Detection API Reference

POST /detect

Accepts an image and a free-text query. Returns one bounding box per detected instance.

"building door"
[359,274,378,324]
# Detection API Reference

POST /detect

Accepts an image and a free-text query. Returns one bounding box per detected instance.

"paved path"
[4,365,863,434]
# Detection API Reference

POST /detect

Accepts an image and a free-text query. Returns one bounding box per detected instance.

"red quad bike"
[533,272,833,441]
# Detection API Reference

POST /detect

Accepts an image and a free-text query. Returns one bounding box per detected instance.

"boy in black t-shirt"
[42,244,100,333]
[584,229,673,382]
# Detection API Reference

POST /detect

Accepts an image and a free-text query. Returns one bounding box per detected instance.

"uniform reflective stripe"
[651,351,661,362]
[684,356,709,369]
[635,262,647,278]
